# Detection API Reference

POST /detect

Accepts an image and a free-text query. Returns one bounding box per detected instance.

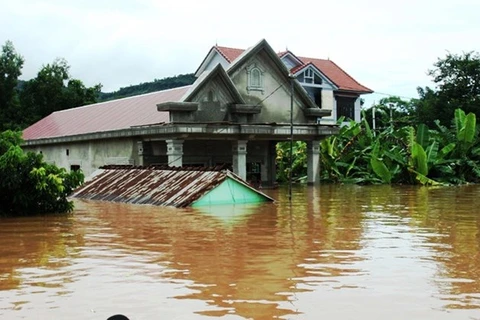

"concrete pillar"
[166,139,184,167]
[232,140,248,180]
[354,96,362,122]
[267,141,277,186]
[137,141,145,166]
[307,140,321,184]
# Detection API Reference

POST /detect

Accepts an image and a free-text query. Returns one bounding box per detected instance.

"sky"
[1,0,479,108]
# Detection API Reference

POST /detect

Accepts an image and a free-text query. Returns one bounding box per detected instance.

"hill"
[98,73,196,101]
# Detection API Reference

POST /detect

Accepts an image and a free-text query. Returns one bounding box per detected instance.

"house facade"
[22,39,372,186]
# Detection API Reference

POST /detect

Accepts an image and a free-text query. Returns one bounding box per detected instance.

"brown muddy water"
[1,185,480,320]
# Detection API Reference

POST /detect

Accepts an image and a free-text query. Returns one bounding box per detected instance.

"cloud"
[1,0,479,103]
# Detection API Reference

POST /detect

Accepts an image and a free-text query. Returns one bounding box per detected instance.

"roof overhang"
[22,123,339,146]
[157,102,198,112]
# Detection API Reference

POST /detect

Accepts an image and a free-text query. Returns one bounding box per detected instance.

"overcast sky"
[1,0,479,107]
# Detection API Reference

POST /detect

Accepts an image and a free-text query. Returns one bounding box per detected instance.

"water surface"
[1,185,479,319]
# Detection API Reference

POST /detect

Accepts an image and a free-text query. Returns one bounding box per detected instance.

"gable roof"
[210,45,372,94]
[289,62,338,89]
[225,39,321,111]
[22,86,190,141]
[215,46,245,63]
[298,56,373,93]
[71,165,274,207]
[182,63,244,103]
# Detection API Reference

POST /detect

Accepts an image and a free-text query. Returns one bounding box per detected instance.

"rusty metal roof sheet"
[71,166,273,207]
[23,86,191,141]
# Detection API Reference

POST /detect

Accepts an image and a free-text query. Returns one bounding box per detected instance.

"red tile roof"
[23,86,190,141]
[298,56,373,93]
[215,46,372,93]
[214,46,244,63]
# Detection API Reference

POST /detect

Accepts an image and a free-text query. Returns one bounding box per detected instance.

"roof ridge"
[55,85,192,114]
[214,46,245,63]
[323,59,373,92]
[100,164,228,171]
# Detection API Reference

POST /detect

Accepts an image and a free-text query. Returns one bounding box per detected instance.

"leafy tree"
[0,41,25,131]
[416,51,480,126]
[0,130,84,216]
[20,58,101,124]
[276,141,307,182]
[364,96,417,130]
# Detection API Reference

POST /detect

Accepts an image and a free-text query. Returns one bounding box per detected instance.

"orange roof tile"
[23,86,190,141]
[298,56,373,93]
[215,46,372,93]
[214,46,244,63]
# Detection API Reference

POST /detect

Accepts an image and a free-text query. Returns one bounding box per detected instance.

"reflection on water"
[0,185,480,319]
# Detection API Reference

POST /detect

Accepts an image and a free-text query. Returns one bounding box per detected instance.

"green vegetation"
[277,51,480,185]
[0,131,84,216]
[0,40,196,131]
[319,108,479,185]
[98,73,196,101]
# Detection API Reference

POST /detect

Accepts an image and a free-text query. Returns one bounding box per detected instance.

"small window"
[304,69,314,84]
[246,63,264,93]
[251,69,261,87]
[70,165,80,171]
[66,149,69,156]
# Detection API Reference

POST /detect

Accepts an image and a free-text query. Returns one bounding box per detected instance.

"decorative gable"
[245,62,265,94]
[295,65,337,90]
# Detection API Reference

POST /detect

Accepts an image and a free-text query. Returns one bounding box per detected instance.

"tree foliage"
[319,109,480,185]
[417,51,480,126]
[0,41,25,131]
[20,58,102,124]
[0,130,84,216]
[363,96,417,129]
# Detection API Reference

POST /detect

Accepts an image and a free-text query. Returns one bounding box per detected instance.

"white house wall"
[24,138,136,178]
[321,89,335,124]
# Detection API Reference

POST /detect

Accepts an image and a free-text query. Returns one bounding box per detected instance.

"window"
[251,69,261,87]
[246,63,264,93]
[304,69,313,84]
[301,68,323,85]
[336,96,356,120]
[70,165,81,171]
[304,87,322,108]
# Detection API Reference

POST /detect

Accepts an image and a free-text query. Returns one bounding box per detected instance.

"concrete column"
[354,96,362,122]
[166,139,184,167]
[267,141,277,186]
[307,140,321,184]
[232,140,248,180]
[137,141,145,166]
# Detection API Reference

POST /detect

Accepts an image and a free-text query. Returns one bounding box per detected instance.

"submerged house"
[72,165,274,207]
[22,39,372,186]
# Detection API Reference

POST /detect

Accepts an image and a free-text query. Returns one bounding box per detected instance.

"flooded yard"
[1,185,479,319]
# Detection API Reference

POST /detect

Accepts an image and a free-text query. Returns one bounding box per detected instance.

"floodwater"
[1,185,480,320]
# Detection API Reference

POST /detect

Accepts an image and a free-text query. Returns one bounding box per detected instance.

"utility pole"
[372,101,376,136]
[288,75,294,202]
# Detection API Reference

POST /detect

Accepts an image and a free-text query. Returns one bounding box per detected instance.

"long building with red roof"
[23,39,372,185]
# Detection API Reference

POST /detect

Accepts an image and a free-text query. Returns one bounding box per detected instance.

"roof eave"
[185,63,245,104]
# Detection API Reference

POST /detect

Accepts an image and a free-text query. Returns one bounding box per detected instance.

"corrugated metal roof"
[23,86,190,141]
[71,165,273,207]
